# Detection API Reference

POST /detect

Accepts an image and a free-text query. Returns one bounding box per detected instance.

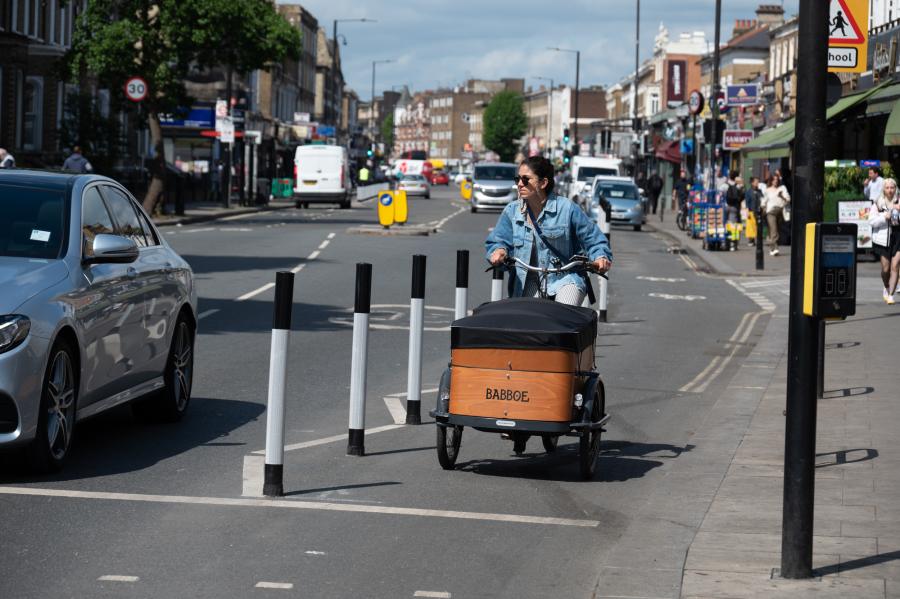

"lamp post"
[331,18,375,128]
[533,76,554,155]
[371,59,394,155]
[633,0,641,179]
[548,47,580,153]
[708,0,722,193]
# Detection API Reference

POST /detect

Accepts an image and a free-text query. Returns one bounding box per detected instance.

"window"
[22,76,43,151]
[81,187,115,258]
[134,207,159,246]
[0,185,67,259]
[102,186,148,247]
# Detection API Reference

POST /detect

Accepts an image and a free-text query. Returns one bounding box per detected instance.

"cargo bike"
[430,256,610,479]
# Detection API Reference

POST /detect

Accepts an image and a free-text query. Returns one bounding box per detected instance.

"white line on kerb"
[414,592,452,598]
[255,582,294,589]
[98,575,139,582]
[0,487,599,528]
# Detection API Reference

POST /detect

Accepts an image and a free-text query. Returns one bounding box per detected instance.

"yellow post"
[377,191,394,228]
[460,180,472,201]
[394,189,408,224]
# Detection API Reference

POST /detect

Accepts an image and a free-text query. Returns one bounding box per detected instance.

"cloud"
[278,0,799,96]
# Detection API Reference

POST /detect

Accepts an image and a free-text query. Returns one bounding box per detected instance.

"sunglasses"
[514,175,540,185]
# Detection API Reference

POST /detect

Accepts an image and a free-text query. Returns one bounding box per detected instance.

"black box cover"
[451,297,597,352]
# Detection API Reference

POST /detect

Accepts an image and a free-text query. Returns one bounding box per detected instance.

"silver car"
[0,171,198,471]
[470,162,517,213]
[398,174,430,198]
[587,176,647,232]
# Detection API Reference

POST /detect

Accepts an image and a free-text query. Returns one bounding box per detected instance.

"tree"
[68,0,300,213]
[380,114,394,155]
[482,91,527,163]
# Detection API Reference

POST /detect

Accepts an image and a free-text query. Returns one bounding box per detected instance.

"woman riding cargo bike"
[430,156,613,479]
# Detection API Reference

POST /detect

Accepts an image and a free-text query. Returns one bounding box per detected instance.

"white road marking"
[680,311,764,393]
[236,282,275,302]
[385,388,439,398]
[327,232,336,239]
[182,227,215,233]
[307,249,321,260]
[250,423,405,456]
[242,455,264,497]
[305,551,327,556]
[636,275,686,282]
[290,263,306,274]
[647,292,706,301]
[0,486,599,527]
[220,212,260,222]
[98,575,139,582]
[726,279,777,312]
[384,397,407,425]
[414,592,451,598]
[198,309,220,320]
[255,582,294,590]
[433,206,467,230]
[329,304,454,331]
[317,239,330,250]
[218,227,253,232]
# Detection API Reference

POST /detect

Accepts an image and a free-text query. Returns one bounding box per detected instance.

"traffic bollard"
[491,265,504,301]
[455,250,468,321]
[598,275,609,322]
[348,263,372,456]
[406,255,426,425]
[263,271,294,497]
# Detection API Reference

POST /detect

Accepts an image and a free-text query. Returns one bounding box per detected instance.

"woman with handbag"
[762,173,791,256]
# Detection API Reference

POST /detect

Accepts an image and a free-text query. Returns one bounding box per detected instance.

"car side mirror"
[84,233,139,265]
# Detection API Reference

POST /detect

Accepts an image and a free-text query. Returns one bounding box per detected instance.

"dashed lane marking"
[433,206,467,230]
[236,283,275,302]
[234,233,332,300]
[636,275,686,282]
[647,292,706,301]
[250,424,406,456]
[98,575,139,582]
[255,582,294,590]
[305,551,327,556]
[198,309,220,320]
[414,592,452,598]
[680,311,764,394]
[0,486,600,528]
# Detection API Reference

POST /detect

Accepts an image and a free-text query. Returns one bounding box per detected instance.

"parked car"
[293,144,352,209]
[470,162,518,213]
[0,170,198,471]
[587,176,646,231]
[399,174,431,198]
[430,170,450,186]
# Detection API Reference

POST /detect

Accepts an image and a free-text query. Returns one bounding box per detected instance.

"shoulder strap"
[525,203,568,264]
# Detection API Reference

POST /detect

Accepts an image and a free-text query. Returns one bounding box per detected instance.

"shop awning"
[742,83,891,159]
[865,82,900,116]
[886,100,900,146]
[655,140,681,163]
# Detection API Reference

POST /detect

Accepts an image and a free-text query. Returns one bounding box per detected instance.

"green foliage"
[825,164,896,192]
[380,114,394,151]
[483,91,527,163]
[58,90,125,175]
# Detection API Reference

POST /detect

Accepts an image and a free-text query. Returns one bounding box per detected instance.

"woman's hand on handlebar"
[593,257,611,275]
[489,248,508,266]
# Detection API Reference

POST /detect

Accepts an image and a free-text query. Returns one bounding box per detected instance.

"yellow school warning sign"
[828,0,869,73]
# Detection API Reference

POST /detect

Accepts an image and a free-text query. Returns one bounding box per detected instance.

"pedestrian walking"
[864,167,885,202]
[744,176,764,245]
[61,146,93,173]
[725,176,744,250]
[868,178,900,304]
[0,148,15,169]
[647,170,663,215]
[762,173,790,256]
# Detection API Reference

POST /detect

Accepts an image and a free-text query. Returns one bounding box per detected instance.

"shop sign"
[838,200,873,248]
[160,106,215,129]
[723,129,754,150]
[667,60,686,104]
[859,159,881,167]
[725,84,759,106]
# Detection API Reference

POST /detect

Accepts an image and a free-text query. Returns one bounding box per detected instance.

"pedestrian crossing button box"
[803,223,857,319]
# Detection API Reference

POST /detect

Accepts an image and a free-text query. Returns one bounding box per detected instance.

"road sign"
[219,117,235,143]
[828,0,869,73]
[215,99,228,118]
[688,90,704,115]
[124,77,148,102]
[377,191,394,228]
[725,84,759,106]
[715,91,730,114]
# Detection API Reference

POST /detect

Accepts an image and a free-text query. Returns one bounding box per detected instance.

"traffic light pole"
[708,0,721,193]
[781,0,829,579]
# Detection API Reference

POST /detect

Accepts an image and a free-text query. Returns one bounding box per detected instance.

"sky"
[278,0,799,101]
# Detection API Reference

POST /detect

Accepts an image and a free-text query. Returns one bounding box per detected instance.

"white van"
[293,144,352,209]
[568,156,623,203]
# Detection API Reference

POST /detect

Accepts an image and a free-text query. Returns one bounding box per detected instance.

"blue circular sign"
[379,193,393,206]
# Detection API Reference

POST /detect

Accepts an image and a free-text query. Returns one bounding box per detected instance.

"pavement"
[649,205,900,598]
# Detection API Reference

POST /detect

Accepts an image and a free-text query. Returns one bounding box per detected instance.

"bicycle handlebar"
[489,255,608,279]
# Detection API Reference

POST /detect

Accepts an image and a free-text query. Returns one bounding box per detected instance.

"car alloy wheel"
[46,348,76,461]
[170,319,194,414]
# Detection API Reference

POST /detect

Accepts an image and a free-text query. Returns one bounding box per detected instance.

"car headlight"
[0,315,30,354]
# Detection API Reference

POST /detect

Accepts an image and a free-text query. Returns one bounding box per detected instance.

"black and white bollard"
[455,250,468,320]
[406,255,426,425]
[597,274,609,322]
[348,263,372,455]
[491,265,504,301]
[263,271,294,497]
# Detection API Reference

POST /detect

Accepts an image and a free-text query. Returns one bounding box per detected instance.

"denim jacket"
[485,194,612,297]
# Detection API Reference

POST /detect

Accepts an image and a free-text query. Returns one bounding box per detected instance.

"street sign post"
[827,0,869,73]
[124,77,148,103]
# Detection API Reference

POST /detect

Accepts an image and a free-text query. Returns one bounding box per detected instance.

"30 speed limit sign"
[124,77,148,102]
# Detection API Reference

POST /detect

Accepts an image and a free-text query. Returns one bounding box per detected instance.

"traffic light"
[702,119,726,145]
[367,146,374,158]
[563,150,571,165]
[563,128,570,144]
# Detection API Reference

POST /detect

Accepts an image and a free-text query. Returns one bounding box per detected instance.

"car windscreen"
[403,175,426,181]
[595,184,638,201]
[0,185,68,259]
[474,166,516,181]
[578,167,618,181]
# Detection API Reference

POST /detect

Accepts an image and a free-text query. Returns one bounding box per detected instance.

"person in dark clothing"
[744,176,764,246]
[725,176,743,223]
[672,169,691,212]
[62,146,93,173]
[647,170,663,215]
